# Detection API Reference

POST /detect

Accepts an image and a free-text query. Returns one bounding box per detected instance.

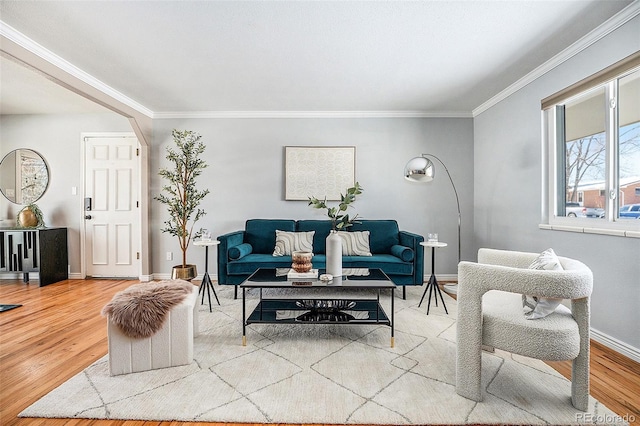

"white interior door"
[84,136,140,277]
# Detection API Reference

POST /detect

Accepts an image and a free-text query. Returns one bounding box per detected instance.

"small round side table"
[419,241,449,315]
[193,240,220,311]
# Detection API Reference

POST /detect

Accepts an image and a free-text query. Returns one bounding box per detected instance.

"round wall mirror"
[0,149,49,204]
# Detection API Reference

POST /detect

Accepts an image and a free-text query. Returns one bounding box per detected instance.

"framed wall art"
[285,146,356,201]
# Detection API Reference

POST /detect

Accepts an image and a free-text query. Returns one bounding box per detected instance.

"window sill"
[539,223,640,238]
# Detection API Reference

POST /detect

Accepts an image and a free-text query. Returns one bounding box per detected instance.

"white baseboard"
[69,273,84,279]
[591,328,640,364]
[151,273,216,281]
[424,274,458,282]
[0,272,24,280]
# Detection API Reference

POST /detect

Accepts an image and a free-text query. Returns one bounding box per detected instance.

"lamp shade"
[404,156,435,182]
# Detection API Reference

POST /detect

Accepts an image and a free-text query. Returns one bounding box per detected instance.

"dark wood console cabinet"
[0,227,68,286]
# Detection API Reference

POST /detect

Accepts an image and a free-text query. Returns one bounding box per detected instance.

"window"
[542,52,640,236]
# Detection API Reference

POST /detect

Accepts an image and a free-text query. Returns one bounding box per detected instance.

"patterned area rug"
[20,285,626,425]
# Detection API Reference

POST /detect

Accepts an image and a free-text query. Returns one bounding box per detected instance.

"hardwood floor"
[1,279,638,426]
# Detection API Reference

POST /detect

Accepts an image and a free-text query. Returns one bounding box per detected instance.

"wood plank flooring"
[1,279,638,426]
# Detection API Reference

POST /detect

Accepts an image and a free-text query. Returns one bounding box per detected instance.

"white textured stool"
[107,284,199,376]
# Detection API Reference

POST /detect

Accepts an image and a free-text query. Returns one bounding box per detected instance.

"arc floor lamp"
[404,154,461,294]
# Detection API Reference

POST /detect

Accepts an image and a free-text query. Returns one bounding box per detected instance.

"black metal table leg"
[198,245,220,312]
[419,246,448,315]
[242,287,246,346]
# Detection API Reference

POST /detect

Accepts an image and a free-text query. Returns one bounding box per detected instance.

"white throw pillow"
[337,231,372,256]
[522,248,564,320]
[272,230,314,256]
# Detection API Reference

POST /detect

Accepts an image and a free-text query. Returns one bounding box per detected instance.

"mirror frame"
[0,149,50,205]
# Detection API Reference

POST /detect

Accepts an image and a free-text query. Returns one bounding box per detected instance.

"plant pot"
[171,264,197,281]
[18,207,38,227]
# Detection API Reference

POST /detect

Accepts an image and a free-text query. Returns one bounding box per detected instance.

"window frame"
[541,52,640,238]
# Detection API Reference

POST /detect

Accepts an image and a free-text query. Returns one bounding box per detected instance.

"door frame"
[80,132,150,281]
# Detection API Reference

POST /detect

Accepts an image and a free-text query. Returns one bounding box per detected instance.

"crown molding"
[472,1,640,117]
[0,20,154,118]
[152,110,473,119]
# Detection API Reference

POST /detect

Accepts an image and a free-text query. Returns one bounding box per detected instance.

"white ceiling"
[0,55,110,114]
[0,1,635,116]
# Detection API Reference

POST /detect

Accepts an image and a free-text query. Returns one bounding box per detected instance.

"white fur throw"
[102,280,195,338]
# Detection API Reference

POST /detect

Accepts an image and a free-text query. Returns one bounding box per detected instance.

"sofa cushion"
[245,219,295,254]
[337,231,372,256]
[342,254,413,275]
[350,220,400,253]
[296,220,333,253]
[272,230,315,256]
[229,243,253,260]
[390,244,414,262]
[227,254,294,275]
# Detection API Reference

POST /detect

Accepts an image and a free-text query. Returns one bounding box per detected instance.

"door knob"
[85,215,92,220]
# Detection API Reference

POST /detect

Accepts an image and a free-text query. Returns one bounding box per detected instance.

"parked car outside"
[565,202,604,218]
[619,203,640,219]
[585,207,605,218]
[565,202,585,217]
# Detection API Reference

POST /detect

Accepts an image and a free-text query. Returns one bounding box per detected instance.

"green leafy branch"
[308,182,363,230]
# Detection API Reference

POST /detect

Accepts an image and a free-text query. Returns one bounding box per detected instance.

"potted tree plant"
[155,129,210,280]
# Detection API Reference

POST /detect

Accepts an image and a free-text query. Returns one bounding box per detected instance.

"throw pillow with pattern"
[337,231,372,256]
[272,230,315,256]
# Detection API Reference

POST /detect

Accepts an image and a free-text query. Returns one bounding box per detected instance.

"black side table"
[419,241,449,315]
[193,240,220,311]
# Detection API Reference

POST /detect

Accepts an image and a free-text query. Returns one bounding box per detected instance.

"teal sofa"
[217,219,424,298]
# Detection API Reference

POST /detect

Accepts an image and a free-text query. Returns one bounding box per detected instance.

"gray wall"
[0,113,134,274]
[473,16,640,350]
[150,117,474,276]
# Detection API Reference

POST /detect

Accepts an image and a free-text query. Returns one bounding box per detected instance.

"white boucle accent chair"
[456,248,593,411]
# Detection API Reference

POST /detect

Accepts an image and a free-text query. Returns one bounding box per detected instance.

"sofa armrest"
[217,230,245,284]
[398,230,424,285]
[218,230,244,247]
[399,230,424,248]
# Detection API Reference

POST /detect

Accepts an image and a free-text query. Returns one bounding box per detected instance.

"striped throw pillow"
[337,231,372,256]
[272,230,315,256]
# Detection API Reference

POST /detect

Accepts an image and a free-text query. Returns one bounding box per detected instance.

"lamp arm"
[421,154,461,263]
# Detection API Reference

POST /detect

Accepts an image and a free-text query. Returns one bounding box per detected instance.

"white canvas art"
[285,146,355,200]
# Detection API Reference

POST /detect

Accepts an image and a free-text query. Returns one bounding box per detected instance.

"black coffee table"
[240,268,396,347]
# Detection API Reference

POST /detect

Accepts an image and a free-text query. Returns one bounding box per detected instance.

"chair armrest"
[458,261,592,300]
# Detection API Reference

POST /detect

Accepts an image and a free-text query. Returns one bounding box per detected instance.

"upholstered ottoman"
[104,281,199,376]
